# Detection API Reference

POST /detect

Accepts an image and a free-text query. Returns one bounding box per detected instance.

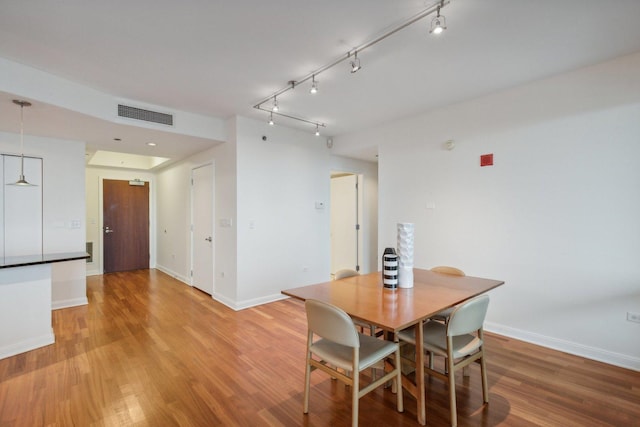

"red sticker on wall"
[480,153,493,167]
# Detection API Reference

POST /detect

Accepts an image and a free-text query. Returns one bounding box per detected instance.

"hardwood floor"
[1,269,638,426]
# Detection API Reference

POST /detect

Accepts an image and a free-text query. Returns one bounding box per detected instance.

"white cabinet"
[1,154,43,257]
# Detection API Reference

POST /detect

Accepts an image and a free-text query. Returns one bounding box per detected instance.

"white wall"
[85,167,156,276]
[1,155,42,257]
[235,116,331,308]
[155,120,237,303]
[0,133,86,253]
[0,132,86,309]
[330,155,378,274]
[155,116,332,309]
[336,52,640,370]
[211,119,238,304]
[51,260,87,309]
[155,161,192,282]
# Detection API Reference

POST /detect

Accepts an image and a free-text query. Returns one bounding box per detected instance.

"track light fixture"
[253,0,450,134]
[430,0,447,35]
[310,75,318,94]
[350,51,362,73]
[315,124,320,136]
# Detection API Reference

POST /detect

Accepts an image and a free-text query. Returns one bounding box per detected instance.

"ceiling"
[1,0,640,166]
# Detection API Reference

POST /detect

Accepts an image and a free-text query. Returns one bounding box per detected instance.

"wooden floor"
[1,270,638,426]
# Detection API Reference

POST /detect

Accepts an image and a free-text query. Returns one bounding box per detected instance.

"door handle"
[105,226,114,234]
[205,236,212,242]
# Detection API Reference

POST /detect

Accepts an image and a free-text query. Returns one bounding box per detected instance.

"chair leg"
[447,341,457,427]
[394,348,404,413]
[369,325,377,381]
[352,369,359,427]
[480,351,489,403]
[303,350,311,414]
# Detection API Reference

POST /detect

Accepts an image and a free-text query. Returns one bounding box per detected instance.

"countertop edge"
[0,252,90,269]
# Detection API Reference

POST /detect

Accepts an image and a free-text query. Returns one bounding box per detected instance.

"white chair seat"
[310,333,397,371]
[398,321,483,360]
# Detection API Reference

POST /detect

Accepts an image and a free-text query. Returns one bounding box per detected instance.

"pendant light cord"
[20,103,24,154]
[10,99,34,186]
[19,103,26,174]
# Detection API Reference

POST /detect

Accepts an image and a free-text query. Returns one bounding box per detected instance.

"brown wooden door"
[103,179,149,273]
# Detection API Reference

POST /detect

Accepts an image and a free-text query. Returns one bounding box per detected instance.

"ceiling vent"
[117,104,173,126]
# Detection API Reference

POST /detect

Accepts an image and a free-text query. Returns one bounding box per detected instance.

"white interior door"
[191,164,214,294]
[331,174,359,275]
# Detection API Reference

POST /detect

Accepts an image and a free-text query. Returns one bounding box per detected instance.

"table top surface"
[282,268,504,332]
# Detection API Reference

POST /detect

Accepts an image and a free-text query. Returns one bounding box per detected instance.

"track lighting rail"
[253,0,450,133]
[256,104,326,128]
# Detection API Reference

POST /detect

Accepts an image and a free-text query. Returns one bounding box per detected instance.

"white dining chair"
[334,268,359,280]
[429,266,466,324]
[303,299,403,427]
[333,269,380,337]
[397,294,490,427]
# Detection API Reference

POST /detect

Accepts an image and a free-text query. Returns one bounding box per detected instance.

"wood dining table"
[282,267,505,425]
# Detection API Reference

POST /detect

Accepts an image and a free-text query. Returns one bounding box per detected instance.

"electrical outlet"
[627,312,640,323]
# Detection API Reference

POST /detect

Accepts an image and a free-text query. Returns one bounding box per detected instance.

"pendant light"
[8,100,36,187]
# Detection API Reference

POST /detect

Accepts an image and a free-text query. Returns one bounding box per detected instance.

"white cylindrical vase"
[397,223,414,288]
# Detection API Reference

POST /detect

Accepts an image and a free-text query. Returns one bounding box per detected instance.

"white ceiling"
[1,0,640,165]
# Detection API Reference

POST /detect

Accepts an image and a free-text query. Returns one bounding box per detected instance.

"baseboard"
[213,292,289,311]
[86,269,101,276]
[485,321,640,371]
[155,265,190,285]
[0,329,55,360]
[52,297,88,310]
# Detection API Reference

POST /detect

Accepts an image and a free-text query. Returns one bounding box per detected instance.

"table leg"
[415,321,426,425]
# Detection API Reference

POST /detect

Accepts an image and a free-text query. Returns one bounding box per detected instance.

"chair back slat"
[305,299,360,347]
[334,269,359,280]
[430,266,465,276]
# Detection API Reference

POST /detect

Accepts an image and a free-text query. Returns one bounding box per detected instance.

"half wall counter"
[0,252,89,360]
